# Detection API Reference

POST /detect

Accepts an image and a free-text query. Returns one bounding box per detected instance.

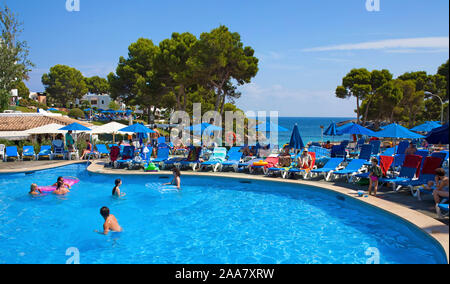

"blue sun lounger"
[265,152,302,177]
[37,145,52,160]
[176,147,203,171]
[379,154,421,192]
[52,140,66,160]
[369,140,381,156]
[152,146,171,167]
[4,146,20,161]
[397,157,443,200]
[331,159,366,182]
[396,140,410,155]
[310,158,344,181]
[130,146,153,169]
[437,202,449,218]
[22,146,37,160]
[114,146,135,168]
[200,147,228,172]
[95,144,110,158]
[220,147,243,172]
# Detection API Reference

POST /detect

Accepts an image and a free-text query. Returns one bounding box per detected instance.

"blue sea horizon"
[265,117,356,145]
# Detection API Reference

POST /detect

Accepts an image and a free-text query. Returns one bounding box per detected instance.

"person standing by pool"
[96,207,122,235]
[368,158,382,197]
[112,179,126,197]
[151,126,160,147]
[65,130,75,152]
[164,168,181,190]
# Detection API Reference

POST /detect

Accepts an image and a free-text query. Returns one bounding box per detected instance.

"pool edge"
[2,160,448,263]
[89,161,449,263]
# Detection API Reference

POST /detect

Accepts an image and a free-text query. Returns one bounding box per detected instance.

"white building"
[77,94,112,110]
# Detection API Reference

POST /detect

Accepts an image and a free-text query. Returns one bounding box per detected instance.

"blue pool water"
[0,164,446,264]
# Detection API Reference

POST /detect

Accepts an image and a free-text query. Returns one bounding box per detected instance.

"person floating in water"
[29,184,42,196]
[96,207,122,235]
[53,179,70,195]
[52,177,72,189]
[112,179,126,197]
[164,168,181,190]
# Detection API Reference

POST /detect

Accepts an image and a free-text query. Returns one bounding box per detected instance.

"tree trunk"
[215,87,223,112]
[356,96,360,124]
[362,97,373,126]
[220,95,226,117]
[181,85,187,111]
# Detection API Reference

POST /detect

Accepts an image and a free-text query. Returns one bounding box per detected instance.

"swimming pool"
[0,164,446,264]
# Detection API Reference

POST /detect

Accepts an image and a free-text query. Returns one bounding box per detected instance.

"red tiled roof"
[0,115,93,131]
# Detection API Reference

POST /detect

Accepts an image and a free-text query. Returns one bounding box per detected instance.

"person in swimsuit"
[80,139,93,160]
[368,158,382,197]
[53,179,70,195]
[423,168,449,205]
[112,179,126,197]
[52,176,72,189]
[96,207,122,235]
[29,184,42,196]
[298,149,312,170]
[404,143,417,156]
[164,168,181,190]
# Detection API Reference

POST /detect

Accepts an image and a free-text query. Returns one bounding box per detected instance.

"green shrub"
[68,108,85,119]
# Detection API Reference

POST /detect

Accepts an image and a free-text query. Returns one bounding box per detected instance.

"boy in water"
[29,184,42,196]
[164,168,181,190]
[96,207,122,235]
[112,179,126,197]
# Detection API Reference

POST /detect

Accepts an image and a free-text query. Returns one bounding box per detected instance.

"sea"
[273,117,356,145]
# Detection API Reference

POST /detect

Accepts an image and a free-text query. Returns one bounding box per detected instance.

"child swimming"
[95,206,122,235]
[29,184,42,196]
[164,168,181,190]
[112,179,126,197]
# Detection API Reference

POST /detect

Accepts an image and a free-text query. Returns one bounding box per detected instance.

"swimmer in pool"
[52,176,72,189]
[95,206,122,235]
[112,179,126,197]
[53,179,70,195]
[29,184,42,195]
[164,168,181,190]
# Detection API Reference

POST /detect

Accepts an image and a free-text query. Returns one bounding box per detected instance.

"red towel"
[380,156,394,177]
[420,157,443,176]
[110,146,120,162]
[403,154,422,169]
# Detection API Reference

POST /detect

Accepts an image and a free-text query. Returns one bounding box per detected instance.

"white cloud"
[302,37,449,52]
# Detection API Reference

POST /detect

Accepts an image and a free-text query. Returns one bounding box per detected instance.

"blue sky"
[3,0,449,117]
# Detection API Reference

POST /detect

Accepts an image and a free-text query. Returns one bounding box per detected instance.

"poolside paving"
[0,160,85,174]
